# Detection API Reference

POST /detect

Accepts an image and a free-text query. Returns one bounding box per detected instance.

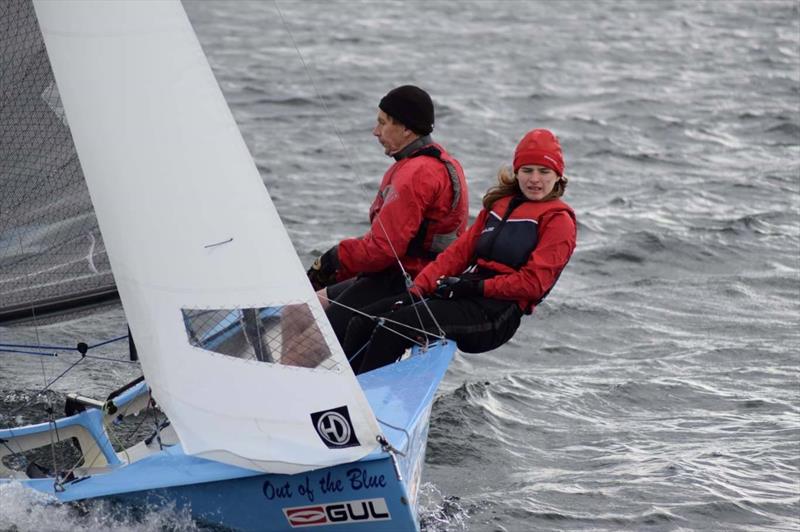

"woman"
[342,128,577,374]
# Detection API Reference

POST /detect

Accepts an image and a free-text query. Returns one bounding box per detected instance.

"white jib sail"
[33,0,382,474]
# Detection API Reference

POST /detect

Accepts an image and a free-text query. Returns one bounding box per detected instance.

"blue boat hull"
[108,455,418,531]
[1,340,455,531]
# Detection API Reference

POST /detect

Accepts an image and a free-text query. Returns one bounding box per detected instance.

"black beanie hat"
[378,85,434,136]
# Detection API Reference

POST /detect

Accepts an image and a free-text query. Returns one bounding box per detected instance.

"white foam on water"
[417,482,470,532]
[0,481,197,532]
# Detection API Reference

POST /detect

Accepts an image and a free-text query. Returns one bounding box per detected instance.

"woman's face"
[517,165,559,201]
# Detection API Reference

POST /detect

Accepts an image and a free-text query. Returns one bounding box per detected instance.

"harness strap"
[407,220,435,260]
[405,144,462,259]
[409,145,461,209]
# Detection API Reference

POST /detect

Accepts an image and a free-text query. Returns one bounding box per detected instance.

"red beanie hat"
[513,129,565,176]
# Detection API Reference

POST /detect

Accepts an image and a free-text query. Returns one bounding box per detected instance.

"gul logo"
[310,406,360,449]
[284,506,326,527]
[284,498,391,528]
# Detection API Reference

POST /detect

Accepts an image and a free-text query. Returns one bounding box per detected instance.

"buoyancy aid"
[473,195,575,309]
[405,144,466,259]
[338,136,468,279]
[474,195,571,270]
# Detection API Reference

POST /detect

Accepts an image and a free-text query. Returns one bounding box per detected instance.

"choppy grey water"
[2,1,799,531]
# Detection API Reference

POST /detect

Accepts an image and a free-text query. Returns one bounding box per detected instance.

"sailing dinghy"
[0,1,455,530]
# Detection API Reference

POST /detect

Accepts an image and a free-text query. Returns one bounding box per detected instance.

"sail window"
[182,305,336,370]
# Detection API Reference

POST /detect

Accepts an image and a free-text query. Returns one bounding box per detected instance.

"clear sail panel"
[182,305,337,370]
[0,0,116,322]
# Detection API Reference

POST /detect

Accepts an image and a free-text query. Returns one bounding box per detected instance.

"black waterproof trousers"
[325,268,409,347]
[342,293,523,374]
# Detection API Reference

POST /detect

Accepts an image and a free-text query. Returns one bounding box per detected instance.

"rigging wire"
[12,230,62,476]
[375,417,411,450]
[0,335,136,364]
[0,334,128,352]
[272,1,445,339]
[3,333,131,422]
[16,241,48,388]
[7,357,87,418]
[1,348,94,465]
[0,347,57,357]
[47,412,63,491]
[82,354,138,365]
[317,292,445,344]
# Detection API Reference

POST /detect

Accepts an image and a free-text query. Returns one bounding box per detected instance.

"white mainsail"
[33,0,381,473]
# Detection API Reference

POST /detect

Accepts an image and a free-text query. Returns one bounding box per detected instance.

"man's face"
[372,109,414,156]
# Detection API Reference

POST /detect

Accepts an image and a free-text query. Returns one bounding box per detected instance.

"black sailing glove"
[433,276,483,299]
[306,245,340,290]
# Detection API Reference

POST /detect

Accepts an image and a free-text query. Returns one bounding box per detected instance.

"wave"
[0,482,197,532]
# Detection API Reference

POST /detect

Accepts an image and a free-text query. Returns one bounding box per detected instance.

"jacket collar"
[393,135,433,161]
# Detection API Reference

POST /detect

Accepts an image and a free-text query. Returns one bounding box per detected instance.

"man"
[307,85,469,347]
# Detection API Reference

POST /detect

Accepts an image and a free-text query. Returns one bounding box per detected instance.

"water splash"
[418,482,470,532]
[0,482,197,532]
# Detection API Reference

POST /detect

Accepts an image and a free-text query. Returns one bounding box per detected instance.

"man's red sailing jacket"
[337,141,468,280]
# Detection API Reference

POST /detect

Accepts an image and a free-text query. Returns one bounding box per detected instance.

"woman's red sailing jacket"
[414,194,576,312]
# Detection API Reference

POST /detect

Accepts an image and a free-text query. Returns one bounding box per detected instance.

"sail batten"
[32,0,381,473]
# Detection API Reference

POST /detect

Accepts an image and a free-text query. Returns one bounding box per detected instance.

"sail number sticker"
[283,498,391,527]
[310,406,360,449]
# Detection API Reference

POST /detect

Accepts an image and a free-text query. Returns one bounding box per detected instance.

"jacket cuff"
[475,280,485,297]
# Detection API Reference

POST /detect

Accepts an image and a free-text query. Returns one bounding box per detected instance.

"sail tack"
[32,0,381,473]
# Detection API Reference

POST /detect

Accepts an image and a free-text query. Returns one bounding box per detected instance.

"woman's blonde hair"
[482,166,569,209]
